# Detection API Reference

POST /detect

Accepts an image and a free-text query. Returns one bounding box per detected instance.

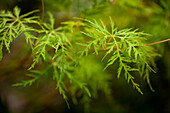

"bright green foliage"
[69,56,112,112]
[29,12,73,70]
[0,5,160,109]
[12,66,51,87]
[0,6,40,59]
[79,17,159,94]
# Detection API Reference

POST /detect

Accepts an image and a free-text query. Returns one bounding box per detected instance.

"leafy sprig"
[0,6,40,60]
[79,17,159,94]
[29,12,73,70]
[0,6,163,110]
[12,65,52,87]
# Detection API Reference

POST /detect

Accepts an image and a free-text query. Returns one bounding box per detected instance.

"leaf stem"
[111,38,170,50]
[41,0,44,24]
[33,0,45,46]
[145,39,170,46]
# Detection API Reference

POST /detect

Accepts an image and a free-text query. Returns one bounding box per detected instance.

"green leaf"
[84,87,91,97]
[102,44,116,61]
[48,12,55,30]
[104,55,118,70]
[128,46,132,57]
[0,42,3,61]
[109,16,115,34]
[20,9,39,18]
[26,74,37,78]
[127,74,134,83]
[13,6,21,18]
[117,64,123,78]
[0,11,14,18]
[145,68,155,92]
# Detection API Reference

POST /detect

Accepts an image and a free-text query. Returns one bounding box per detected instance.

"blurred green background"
[0,0,170,113]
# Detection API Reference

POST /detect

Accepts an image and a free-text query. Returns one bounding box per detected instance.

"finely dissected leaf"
[128,46,132,57]
[52,49,62,60]
[80,18,159,94]
[0,6,40,59]
[109,16,115,34]
[145,68,155,92]
[84,87,91,97]
[104,55,118,70]
[131,79,143,95]
[0,42,3,61]
[102,44,116,61]
[12,77,39,87]
[31,30,73,68]
[127,73,134,83]
[13,66,51,87]
[28,12,74,70]
[0,4,160,105]
[48,12,55,30]
[13,6,21,18]
[24,32,37,48]
[0,11,14,18]
[117,64,123,78]
[20,10,39,18]
[81,31,95,39]
[57,84,70,108]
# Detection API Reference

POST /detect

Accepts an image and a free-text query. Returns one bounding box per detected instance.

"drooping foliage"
[0,0,168,111]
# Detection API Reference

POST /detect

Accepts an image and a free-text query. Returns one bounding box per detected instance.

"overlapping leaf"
[29,13,73,70]
[79,17,159,94]
[0,6,40,60]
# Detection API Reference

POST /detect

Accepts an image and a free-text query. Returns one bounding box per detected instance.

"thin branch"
[103,38,170,52]
[33,0,45,46]
[145,39,170,46]
[115,38,170,50]
[40,0,44,24]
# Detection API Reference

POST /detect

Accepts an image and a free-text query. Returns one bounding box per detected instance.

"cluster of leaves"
[0,6,159,109]
[79,17,159,94]
[69,56,112,112]
[0,6,39,60]
[0,6,111,109]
